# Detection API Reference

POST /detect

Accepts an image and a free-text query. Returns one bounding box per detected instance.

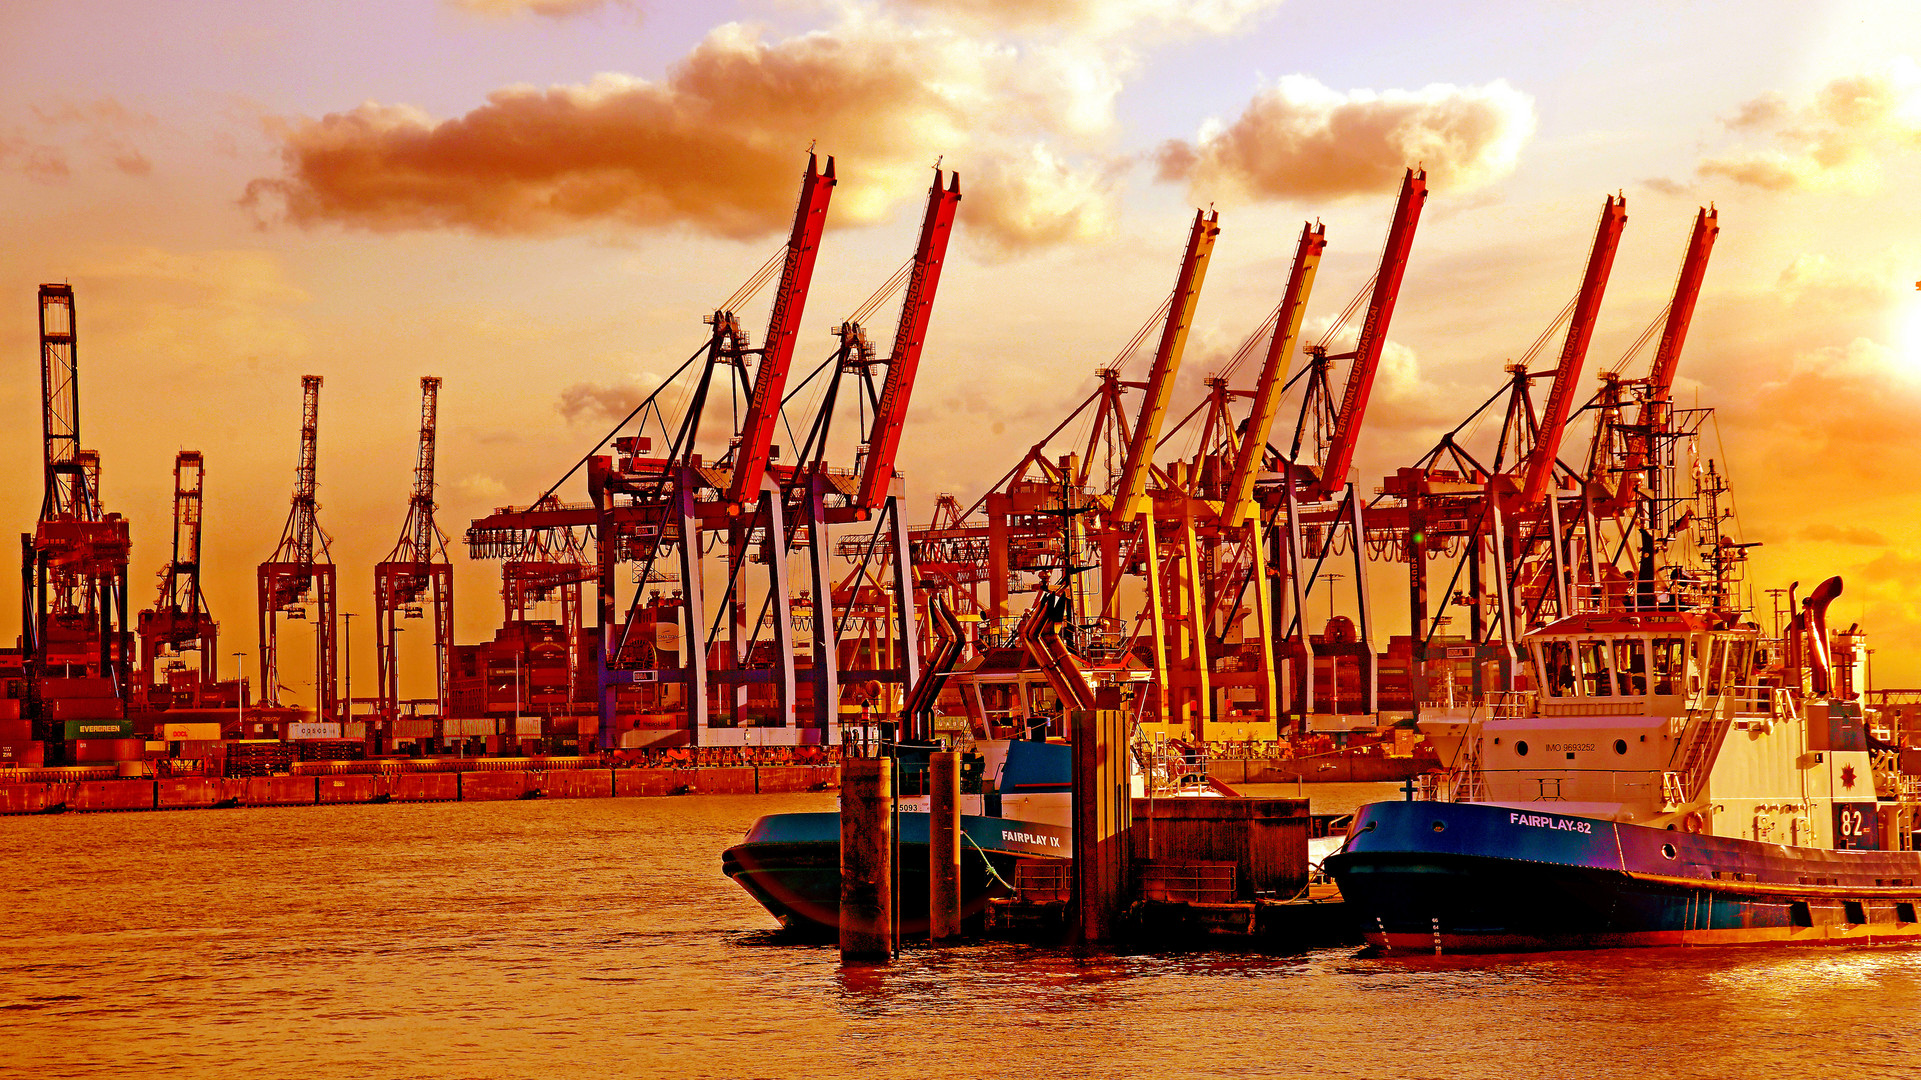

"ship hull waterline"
[1325,800,1921,953]
[723,810,1070,938]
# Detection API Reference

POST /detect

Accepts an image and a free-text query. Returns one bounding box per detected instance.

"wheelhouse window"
[1706,636,1729,696]
[1612,638,1648,696]
[1537,640,1575,697]
[1652,637,1684,695]
[1578,640,1613,697]
[1727,638,1753,686]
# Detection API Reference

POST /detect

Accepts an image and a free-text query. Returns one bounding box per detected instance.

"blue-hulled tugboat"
[722,738,1074,936]
[1327,577,1921,952]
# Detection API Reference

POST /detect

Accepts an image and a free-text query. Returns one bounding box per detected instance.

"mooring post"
[840,755,894,963]
[928,749,962,941]
[1071,705,1132,944]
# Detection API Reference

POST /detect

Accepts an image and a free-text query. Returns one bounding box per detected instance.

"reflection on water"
[5,793,1921,1079]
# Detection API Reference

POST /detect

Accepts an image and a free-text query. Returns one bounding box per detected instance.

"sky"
[3,0,1921,705]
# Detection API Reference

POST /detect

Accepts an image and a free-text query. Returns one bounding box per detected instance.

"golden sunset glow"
[3,1,1921,700]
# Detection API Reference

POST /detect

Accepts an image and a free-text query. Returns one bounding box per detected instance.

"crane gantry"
[25,283,132,740]
[136,451,218,706]
[375,377,453,724]
[257,375,337,718]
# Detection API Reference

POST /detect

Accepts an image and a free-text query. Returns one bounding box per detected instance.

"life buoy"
[1681,811,1705,834]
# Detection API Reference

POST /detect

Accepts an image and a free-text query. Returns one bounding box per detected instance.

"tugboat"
[722,737,1075,937]
[724,588,1226,936]
[1327,576,1921,951]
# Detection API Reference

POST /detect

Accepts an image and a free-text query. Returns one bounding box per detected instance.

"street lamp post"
[233,652,247,734]
[1323,574,1344,723]
[341,612,357,727]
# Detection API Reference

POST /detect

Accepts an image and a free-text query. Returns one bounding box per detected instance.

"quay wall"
[0,762,840,817]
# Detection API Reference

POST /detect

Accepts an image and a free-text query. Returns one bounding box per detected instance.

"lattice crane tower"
[256,375,337,717]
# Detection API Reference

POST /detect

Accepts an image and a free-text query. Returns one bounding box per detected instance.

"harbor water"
[5,786,1921,1079]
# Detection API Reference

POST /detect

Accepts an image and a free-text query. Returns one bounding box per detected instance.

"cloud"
[1774,253,1902,317]
[1721,337,1921,489]
[245,17,1122,246]
[1699,59,1921,192]
[880,0,1283,38]
[558,380,650,426]
[1801,523,1889,546]
[1155,75,1535,203]
[448,0,633,17]
[963,144,1119,256]
[1,98,157,181]
[457,474,511,502]
[0,134,69,181]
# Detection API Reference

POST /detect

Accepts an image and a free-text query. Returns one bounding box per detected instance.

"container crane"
[774,167,958,740]
[1135,219,1322,737]
[24,284,131,732]
[374,377,453,725]
[1379,194,1630,706]
[469,153,842,750]
[257,375,337,718]
[136,451,217,703]
[1261,171,1426,723]
[1224,222,1325,529]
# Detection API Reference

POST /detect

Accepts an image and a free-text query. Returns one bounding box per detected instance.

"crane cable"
[721,245,788,314]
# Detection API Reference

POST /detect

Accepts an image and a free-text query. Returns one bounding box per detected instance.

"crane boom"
[282,375,324,567]
[1113,208,1220,522]
[388,376,445,563]
[1520,194,1628,506]
[1224,221,1325,527]
[1644,206,1719,410]
[1313,168,1427,501]
[725,153,837,506]
[160,451,207,619]
[855,168,962,510]
[1602,206,1719,516]
[38,284,89,521]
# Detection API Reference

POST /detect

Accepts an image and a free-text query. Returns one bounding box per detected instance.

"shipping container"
[64,718,135,740]
[287,722,343,741]
[160,722,223,742]
[0,741,45,768]
[70,738,143,763]
[45,699,125,722]
[41,677,118,699]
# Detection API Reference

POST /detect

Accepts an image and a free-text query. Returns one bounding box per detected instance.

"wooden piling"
[1071,707,1131,943]
[839,756,894,963]
[928,750,962,941]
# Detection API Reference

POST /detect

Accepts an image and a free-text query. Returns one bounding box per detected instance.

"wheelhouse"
[1525,611,1762,713]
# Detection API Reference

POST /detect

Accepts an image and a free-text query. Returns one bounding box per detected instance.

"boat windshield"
[1578,639,1613,696]
[1539,640,1575,697]
[1652,637,1684,695]
[1612,639,1648,696]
